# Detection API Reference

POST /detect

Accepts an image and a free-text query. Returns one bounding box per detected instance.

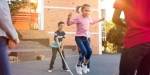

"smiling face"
[81,4,91,17]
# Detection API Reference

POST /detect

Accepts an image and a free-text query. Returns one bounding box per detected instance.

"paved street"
[11,54,120,75]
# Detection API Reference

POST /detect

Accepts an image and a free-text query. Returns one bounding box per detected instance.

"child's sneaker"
[48,68,53,73]
[48,69,52,73]
[63,67,70,72]
[82,64,88,74]
[87,68,90,73]
[76,65,83,75]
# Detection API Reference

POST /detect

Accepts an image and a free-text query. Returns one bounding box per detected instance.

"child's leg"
[75,37,87,66]
[87,60,90,68]
[78,48,84,65]
[49,48,58,69]
[83,38,92,65]
[87,38,91,68]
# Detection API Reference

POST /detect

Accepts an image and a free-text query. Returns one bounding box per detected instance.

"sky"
[101,0,124,20]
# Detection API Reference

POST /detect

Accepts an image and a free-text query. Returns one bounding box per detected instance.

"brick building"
[11,0,104,55]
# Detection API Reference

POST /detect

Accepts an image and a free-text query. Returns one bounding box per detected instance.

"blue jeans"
[75,36,92,64]
[78,38,91,68]
[0,37,11,75]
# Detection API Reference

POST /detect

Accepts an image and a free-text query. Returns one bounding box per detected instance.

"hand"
[101,18,105,21]
[98,18,105,22]
[8,38,20,49]
[14,38,20,44]
[59,47,63,52]
[68,12,72,18]
[8,39,17,49]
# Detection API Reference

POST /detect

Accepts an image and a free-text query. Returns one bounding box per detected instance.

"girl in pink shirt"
[67,4,103,75]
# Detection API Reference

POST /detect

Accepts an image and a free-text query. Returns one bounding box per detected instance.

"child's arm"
[67,13,73,26]
[112,9,127,31]
[90,18,104,25]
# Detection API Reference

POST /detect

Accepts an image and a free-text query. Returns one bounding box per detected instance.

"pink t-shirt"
[114,0,150,48]
[70,15,94,37]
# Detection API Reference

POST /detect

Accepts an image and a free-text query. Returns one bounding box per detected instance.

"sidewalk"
[11,54,120,75]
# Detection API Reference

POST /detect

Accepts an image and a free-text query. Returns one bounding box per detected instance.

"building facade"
[11,0,104,54]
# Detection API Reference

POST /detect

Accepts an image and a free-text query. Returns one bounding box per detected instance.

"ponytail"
[75,4,90,13]
[76,6,82,14]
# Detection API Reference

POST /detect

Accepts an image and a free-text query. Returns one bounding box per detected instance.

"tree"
[9,0,37,15]
[103,20,125,53]
[106,26,124,52]
[9,0,28,15]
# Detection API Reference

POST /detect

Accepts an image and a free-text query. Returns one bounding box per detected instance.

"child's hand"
[68,12,72,18]
[67,13,73,26]
[60,48,63,52]
[101,18,105,21]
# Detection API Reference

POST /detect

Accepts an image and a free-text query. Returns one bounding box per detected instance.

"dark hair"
[76,4,90,13]
[58,21,64,26]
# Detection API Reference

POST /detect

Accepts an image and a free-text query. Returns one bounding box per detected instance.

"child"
[48,21,68,72]
[67,4,104,75]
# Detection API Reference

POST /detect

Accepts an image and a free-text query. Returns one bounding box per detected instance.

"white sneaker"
[82,64,88,74]
[48,69,52,73]
[64,69,70,72]
[87,68,90,73]
[76,65,83,75]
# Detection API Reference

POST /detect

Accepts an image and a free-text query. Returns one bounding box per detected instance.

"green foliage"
[106,26,124,52]
[103,21,125,53]
[9,0,28,15]
[30,3,37,11]
[9,0,37,15]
